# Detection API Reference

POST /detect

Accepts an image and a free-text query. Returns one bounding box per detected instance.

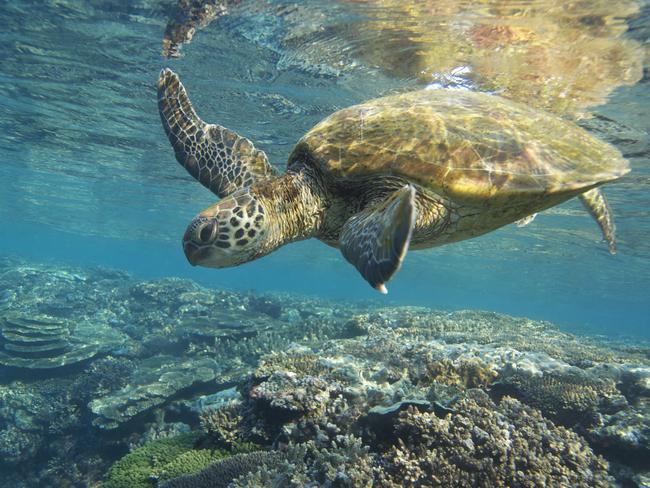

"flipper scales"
[580,188,617,254]
[157,68,276,198]
[340,185,417,293]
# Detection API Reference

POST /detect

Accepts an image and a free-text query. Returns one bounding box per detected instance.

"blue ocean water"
[1,2,650,487]
[1,0,648,337]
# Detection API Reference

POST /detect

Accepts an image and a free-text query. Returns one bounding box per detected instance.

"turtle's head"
[182,190,271,268]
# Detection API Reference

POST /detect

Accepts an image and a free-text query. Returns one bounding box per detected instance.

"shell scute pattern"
[294,90,628,204]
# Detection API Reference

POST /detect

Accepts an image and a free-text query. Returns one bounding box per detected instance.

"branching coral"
[152,449,233,484]
[102,432,200,488]
[102,431,260,488]
[492,372,626,426]
[231,436,373,488]
[200,402,245,448]
[248,371,339,417]
[159,451,285,488]
[410,356,498,389]
[374,395,613,487]
[254,352,332,379]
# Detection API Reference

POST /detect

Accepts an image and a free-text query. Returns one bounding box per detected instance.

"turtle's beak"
[183,241,202,266]
[183,217,219,266]
[184,242,220,267]
[184,242,216,266]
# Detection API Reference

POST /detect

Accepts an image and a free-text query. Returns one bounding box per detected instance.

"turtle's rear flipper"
[340,185,417,293]
[515,213,537,227]
[158,69,277,198]
[579,188,617,254]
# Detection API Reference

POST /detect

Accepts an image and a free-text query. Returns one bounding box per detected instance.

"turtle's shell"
[288,89,629,203]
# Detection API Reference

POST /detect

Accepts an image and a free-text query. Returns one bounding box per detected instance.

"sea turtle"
[158,69,629,293]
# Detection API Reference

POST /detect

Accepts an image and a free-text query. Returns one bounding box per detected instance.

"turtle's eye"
[198,221,218,244]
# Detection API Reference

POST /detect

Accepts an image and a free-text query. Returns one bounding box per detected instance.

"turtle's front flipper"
[340,185,417,293]
[579,188,617,254]
[158,69,277,198]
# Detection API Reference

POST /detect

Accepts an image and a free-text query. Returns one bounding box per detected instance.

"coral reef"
[101,432,258,488]
[346,307,646,367]
[410,356,498,389]
[0,259,649,487]
[231,436,373,488]
[375,394,613,487]
[247,294,284,320]
[586,397,650,466]
[1,314,72,365]
[0,384,44,464]
[70,356,135,406]
[153,449,225,482]
[89,355,225,429]
[0,311,125,369]
[182,391,613,487]
[159,451,285,488]
[169,310,648,487]
[0,379,81,465]
[199,402,245,449]
[0,265,128,371]
[103,432,201,488]
[491,371,627,426]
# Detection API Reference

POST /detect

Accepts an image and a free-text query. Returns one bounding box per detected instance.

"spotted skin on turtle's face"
[183,189,268,267]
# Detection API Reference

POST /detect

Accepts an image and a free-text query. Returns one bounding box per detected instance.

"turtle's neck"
[249,168,328,250]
